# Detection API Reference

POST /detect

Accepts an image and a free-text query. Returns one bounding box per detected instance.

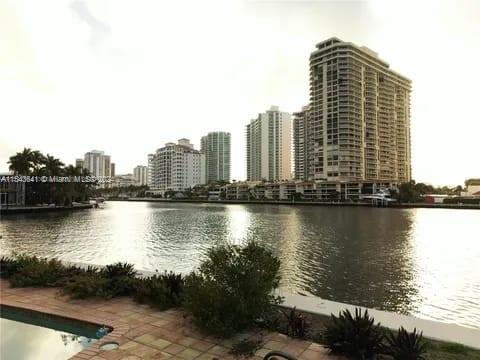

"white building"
[246,106,292,181]
[83,150,112,188]
[133,165,148,186]
[148,139,205,195]
[83,150,112,177]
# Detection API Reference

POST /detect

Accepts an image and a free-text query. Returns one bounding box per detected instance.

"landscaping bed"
[2,244,479,359]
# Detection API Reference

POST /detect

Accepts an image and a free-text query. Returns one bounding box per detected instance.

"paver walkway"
[0,280,341,360]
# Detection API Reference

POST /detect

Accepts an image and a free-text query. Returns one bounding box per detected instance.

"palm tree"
[63,165,82,205]
[8,148,33,175]
[42,155,65,176]
[31,150,46,175]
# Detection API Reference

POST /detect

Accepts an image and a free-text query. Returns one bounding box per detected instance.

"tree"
[42,155,64,176]
[8,148,34,175]
[397,181,422,203]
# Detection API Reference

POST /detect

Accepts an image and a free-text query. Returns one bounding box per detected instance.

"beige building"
[148,139,205,195]
[133,165,148,186]
[297,38,411,193]
[246,106,292,181]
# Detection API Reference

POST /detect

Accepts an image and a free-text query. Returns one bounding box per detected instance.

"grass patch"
[423,340,480,360]
[229,339,263,358]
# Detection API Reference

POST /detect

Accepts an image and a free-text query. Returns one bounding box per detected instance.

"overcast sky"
[0,0,479,185]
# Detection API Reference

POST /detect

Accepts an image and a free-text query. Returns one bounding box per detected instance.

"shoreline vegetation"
[1,197,478,215]
[120,197,480,210]
[1,245,479,359]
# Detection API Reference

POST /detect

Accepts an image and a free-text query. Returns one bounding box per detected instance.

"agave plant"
[383,327,428,360]
[0,256,20,279]
[322,308,384,359]
[102,262,137,278]
[281,306,309,339]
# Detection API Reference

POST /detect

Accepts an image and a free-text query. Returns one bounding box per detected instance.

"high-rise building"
[149,139,205,194]
[293,105,313,181]
[200,132,231,183]
[83,150,111,177]
[147,154,154,186]
[133,165,148,186]
[246,106,292,181]
[110,163,115,177]
[304,38,411,187]
[75,158,84,169]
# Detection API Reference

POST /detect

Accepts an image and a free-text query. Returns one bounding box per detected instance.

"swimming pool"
[0,305,109,360]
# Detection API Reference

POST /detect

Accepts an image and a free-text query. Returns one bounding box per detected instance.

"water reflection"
[1,202,479,328]
[0,318,93,360]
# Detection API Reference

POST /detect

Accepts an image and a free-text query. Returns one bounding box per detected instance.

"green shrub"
[183,242,281,337]
[102,262,137,278]
[0,256,20,279]
[384,327,428,360]
[8,255,66,287]
[62,271,109,299]
[62,262,137,299]
[100,262,137,297]
[134,271,184,310]
[323,308,384,359]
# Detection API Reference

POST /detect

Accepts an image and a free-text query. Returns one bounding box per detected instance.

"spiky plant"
[102,262,137,278]
[0,256,20,279]
[323,308,384,359]
[383,327,428,360]
[281,307,309,339]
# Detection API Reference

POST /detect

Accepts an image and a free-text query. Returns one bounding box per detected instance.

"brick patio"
[0,279,344,360]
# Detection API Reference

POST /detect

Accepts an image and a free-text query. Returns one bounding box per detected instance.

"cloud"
[70,0,110,52]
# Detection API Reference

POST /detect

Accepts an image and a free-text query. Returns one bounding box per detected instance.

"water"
[1,201,479,329]
[0,305,102,360]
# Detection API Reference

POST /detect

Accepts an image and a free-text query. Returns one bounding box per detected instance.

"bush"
[8,255,66,288]
[281,307,309,339]
[0,256,21,279]
[62,271,109,299]
[134,271,184,310]
[183,242,281,337]
[62,262,137,299]
[100,262,138,297]
[323,308,384,359]
[383,327,428,360]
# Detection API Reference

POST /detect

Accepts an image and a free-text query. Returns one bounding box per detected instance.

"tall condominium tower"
[83,150,112,177]
[246,106,292,181]
[133,165,148,186]
[149,139,205,194]
[201,132,231,183]
[293,105,313,181]
[307,38,411,185]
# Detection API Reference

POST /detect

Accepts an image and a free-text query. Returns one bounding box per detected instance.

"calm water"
[1,306,100,360]
[1,202,479,329]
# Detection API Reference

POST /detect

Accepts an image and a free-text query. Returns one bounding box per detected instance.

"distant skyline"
[1,0,479,185]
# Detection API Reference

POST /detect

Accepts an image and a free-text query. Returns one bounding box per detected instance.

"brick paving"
[0,280,343,360]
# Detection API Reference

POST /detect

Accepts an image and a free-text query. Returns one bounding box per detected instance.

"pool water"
[0,306,108,360]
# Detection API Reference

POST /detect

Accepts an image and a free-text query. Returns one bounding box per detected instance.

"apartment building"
[83,150,112,177]
[293,105,314,181]
[200,132,231,183]
[298,38,411,194]
[246,106,292,181]
[133,165,148,186]
[148,139,205,195]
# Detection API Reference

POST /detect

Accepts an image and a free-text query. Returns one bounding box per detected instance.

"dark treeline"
[393,180,464,203]
[8,148,95,205]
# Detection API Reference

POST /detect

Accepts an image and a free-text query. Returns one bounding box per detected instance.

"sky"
[0,0,479,186]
